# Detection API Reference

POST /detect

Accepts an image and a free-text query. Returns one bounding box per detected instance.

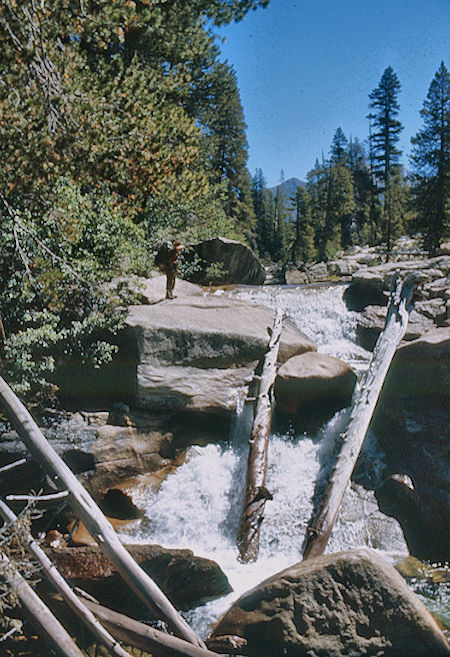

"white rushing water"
[119,284,409,637]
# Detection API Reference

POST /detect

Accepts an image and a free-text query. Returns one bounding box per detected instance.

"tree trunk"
[0,375,204,648]
[238,309,283,563]
[302,275,417,560]
[0,552,85,657]
[80,598,221,657]
[0,498,132,657]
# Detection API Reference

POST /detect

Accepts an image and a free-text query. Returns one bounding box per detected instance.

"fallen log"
[80,597,221,657]
[237,308,283,563]
[0,552,84,657]
[0,498,132,657]
[302,274,417,560]
[0,375,204,648]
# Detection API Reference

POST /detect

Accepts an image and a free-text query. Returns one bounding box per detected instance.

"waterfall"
[118,283,409,637]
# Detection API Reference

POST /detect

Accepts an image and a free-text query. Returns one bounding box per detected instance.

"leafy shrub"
[138,191,247,262]
[0,179,146,401]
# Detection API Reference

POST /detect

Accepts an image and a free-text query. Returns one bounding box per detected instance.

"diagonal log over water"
[0,375,205,648]
[303,274,417,560]
[238,308,283,563]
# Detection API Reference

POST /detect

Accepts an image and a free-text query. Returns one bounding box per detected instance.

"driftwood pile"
[0,275,416,655]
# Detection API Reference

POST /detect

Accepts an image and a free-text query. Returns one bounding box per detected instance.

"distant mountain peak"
[269,177,305,196]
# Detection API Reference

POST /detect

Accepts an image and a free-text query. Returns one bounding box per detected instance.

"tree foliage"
[368,66,404,254]
[0,0,269,399]
[291,186,316,263]
[252,169,274,257]
[411,61,450,253]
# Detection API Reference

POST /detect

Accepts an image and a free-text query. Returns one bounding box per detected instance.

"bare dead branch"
[6,491,69,503]
[0,459,27,474]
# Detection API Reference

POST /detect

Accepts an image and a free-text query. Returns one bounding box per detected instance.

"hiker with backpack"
[155,240,184,299]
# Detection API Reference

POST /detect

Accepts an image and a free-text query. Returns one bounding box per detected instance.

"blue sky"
[214,0,450,187]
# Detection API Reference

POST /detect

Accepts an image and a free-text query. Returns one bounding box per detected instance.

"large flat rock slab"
[136,363,256,414]
[126,297,316,414]
[127,296,315,366]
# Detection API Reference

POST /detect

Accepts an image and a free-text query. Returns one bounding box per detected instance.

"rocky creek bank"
[1,245,449,654]
[340,249,449,563]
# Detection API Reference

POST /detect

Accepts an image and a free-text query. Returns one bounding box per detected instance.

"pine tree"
[252,169,274,256]
[197,61,254,228]
[0,0,265,218]
[306,157,354,259]
[410,61,450,253]
[291,186,316,263]
[273,186,289,262]
[330,127,348,164]
[306,159,328,258]
[346,137,379,245]
[368,66,403,255]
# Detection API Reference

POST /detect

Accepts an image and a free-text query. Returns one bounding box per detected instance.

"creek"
[117,283,448,637]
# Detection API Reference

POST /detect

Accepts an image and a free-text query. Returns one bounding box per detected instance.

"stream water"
[118,283,448,637]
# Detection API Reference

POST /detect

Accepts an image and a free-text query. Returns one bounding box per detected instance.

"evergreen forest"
[254,64,450,264]
[0,1,449,400]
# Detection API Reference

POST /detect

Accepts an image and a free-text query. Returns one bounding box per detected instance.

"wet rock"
[377,474,450,562]
[381,327,450,399]
[395,556,450,583]
[355,305,388,350]
[77,419,175,497]
[355,306,436,351]
[344,272,389,310]
[126,297,316,415]
[181,237,265,285]
[48,544,232,612]
[371,329,449,560]
[0,408,230,501]
[372,394,450,561]
[274,352,356,425]
[208,548,450,657]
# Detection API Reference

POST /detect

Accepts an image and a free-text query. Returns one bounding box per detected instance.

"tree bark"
[238,309,283,563]
[0,497,132,657]
[80,598,221,657]
[302,274,417,560]
[0,375,204,648]
[0,552,85,657]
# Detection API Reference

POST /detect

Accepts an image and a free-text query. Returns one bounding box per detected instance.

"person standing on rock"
[155,240,184,299]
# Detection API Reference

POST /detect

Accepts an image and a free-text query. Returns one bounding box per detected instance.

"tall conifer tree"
[330,128,348,164]
[291,186,316,263]
[273,185,289,262]
[368,66,403,255]
[252,168,274,256]
[411,61,450,253]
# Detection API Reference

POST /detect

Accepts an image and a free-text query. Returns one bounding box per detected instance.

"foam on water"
[222,283,369,368]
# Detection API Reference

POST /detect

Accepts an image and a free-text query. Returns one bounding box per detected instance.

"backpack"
[154,240,172,271]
